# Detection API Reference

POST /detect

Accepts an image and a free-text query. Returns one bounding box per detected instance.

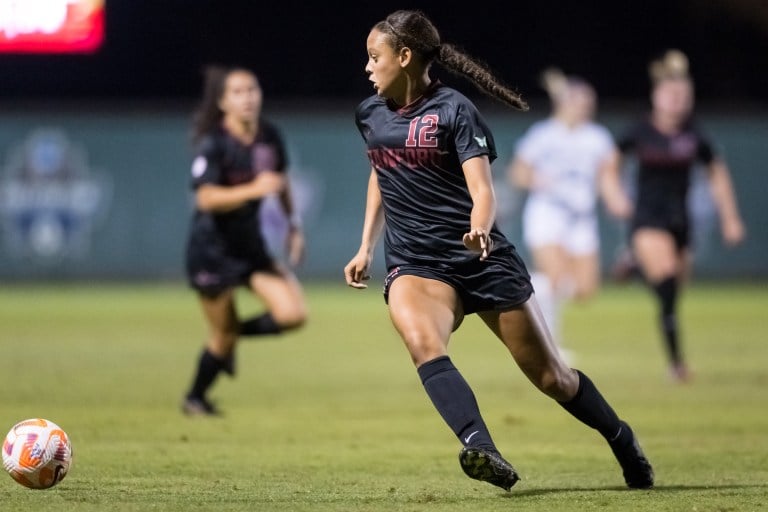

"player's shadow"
[504,483,765,498]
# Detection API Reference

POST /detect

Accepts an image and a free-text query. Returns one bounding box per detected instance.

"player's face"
[365,28,406,100]
[652,78,693,121]
[563,85,595,123]
[219,71,262,123]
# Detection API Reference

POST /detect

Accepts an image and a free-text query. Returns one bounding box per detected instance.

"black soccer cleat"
[181,396,221,416]
[609,421,654,489]
[459,446,520,491]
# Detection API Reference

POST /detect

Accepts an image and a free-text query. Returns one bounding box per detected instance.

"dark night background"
[1,0,768,104]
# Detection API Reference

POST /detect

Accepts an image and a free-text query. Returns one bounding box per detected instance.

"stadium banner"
[0,0,105,54]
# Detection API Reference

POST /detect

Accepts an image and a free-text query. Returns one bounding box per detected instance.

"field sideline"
[1,281,766,511]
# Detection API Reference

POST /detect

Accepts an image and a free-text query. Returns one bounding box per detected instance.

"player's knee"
[573,283,597,302]
[208,329,238,355]
[536,367,577,401]
[400,330,446,367]
[273,305,308,330]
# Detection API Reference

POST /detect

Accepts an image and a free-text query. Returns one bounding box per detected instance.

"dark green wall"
[0,101,765,280]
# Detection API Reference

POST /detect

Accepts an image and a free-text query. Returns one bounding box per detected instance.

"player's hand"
[463,227,494,261]
[286,227,305,267]
[251,171,285,197]
[605,194,633,220]
[344,250,372,289]
[722,216,746,247]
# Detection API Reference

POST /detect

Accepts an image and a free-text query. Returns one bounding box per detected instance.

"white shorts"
[522,199,599,256]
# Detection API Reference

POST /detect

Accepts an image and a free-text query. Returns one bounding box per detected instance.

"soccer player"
[602,50,745,382]
[507,68,617,359]
[182,66,307,415]
[344,9,653,491]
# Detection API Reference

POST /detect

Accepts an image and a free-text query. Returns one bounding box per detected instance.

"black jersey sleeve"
[616,123,639,154]
[190,134,223,189]
[354,96,377,144]
[693,124,717,164]
[453,99,497,164]
[259,121,289,173]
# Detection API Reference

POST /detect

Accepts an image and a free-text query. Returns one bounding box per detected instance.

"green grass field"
[1,281,766,511]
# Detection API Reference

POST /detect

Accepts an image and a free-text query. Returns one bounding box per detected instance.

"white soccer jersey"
[516,118,614,214]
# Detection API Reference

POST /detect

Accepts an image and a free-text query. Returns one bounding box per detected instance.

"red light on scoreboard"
[0,0,105,54]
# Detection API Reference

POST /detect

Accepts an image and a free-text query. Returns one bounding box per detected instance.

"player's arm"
[462,155,495,261]
[277,178,305,266]
[706,158,745,246]
[344,168,385,289]
[599,149,632,219]
[195,173,285,212]
[507,156,535,190]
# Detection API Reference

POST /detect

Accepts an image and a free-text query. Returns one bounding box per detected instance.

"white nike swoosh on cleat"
[464,431,479,444]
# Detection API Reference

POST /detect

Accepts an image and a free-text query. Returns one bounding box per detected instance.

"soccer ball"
[2,418,72,489]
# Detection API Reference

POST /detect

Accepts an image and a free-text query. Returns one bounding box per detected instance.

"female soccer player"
[602,50,745,382]
[507,68,617,357]
[344,10,653,491]
[182,66,307,415]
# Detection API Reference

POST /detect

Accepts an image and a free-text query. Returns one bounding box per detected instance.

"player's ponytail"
[376,10,528,111]
[539,67,569,104]
[437,43,528,111]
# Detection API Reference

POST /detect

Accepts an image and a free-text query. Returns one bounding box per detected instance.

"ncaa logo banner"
[0,129,111,264]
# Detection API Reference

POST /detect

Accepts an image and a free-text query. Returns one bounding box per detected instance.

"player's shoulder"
[195,128,227,155]
[683,117,710,137]
[355,94,386,119]
[529,118,557,134]
[583,121,614,141]
[519,118,557,142]
[258,119,284,141]
[432,83,477,111]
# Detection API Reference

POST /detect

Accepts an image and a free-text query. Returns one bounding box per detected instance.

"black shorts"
[631,216,690,251]
[382,246,533,315]
[186,239,276,298]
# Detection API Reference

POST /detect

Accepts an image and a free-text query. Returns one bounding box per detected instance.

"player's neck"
[395,75,433,107]
[651,112,685,135]
[222,116,257,144]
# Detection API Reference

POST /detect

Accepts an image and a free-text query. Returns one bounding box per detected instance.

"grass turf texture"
[0,281,766,511]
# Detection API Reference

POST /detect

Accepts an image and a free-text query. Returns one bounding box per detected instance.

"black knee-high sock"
[558,370,624,442]
[239,313,282,336]
[417,356,497,451]
[187,349,224,400]
[652,276,681,365]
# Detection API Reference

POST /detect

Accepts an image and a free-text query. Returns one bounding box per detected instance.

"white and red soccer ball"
[2,418,72,489]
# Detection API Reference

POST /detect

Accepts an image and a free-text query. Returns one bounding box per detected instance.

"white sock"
[530,272,560,344]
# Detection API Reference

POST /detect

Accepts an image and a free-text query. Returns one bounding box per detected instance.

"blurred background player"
[507,68,617,361]
[345,9,652,491]
[182,66,307,415]
[602,50,745,382]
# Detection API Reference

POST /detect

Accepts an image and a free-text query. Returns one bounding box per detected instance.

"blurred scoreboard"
[0,0,104,54]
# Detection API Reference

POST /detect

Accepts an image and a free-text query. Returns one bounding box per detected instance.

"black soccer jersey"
[618,117,715,230]
[355,81,511,269]
[188,121,287,256]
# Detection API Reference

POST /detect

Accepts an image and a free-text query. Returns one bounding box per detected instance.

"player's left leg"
[633,228,686,381]
[479,300,654,488]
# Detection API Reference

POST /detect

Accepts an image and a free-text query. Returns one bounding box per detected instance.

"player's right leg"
[183,289,239,415]
[387,274,519,491]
